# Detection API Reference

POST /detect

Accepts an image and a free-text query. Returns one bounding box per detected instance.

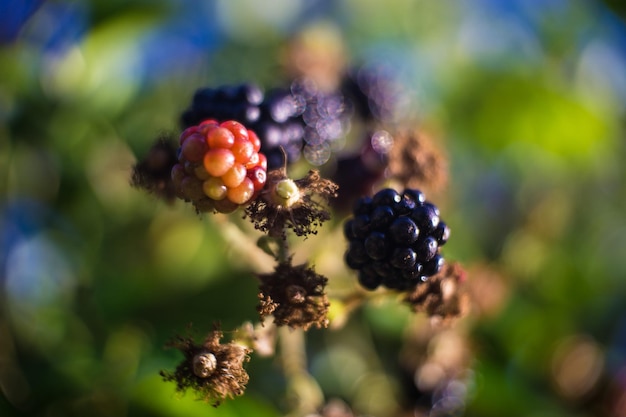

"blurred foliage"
[1,1,626,417]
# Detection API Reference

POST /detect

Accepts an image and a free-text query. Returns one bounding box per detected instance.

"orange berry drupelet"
[171,119,268,213]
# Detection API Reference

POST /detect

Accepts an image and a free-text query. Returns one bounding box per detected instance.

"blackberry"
[343,188,449,291]
[181,84,303,170]
[180,79,352,170]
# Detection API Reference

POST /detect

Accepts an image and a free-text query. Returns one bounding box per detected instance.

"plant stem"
[279,326,324,416]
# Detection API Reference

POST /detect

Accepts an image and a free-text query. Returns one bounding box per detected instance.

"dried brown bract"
[160,326,251,406]
[405,262,469,321]
[257,259,330,330]
[387,128,448,191]
[130,136,179,202]
[244,169,338,238]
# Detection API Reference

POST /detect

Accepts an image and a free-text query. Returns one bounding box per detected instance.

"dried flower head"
[387,128,448,191]
[405,262,470,321]
[160,326,251,406]
[130,136,179,202]
[257,259,330,330]
[244,169,338,238]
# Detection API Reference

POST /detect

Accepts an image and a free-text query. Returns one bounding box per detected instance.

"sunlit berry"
[257,153,267,170]
[226,177,255,204]
[248,130,261,152]
[207,127,235,149]
[221,164,247,188]
[244,152,260,169]
[231,138,254,164]
[220,120,248,141]
[198,119,219,133]
[203,148,235,177]
[203,177,228,200]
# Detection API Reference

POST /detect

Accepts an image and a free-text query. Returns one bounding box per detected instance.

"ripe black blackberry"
[344,188,450,291]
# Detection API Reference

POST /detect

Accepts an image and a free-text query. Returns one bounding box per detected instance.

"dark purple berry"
[358,269,381,290]
[415,237,438,262]
[351,215,371,239]
[389,217,419,244]
[434,221,450,245]
[401,263,424,281]
[346,240,368,264]
[390,247,417,269]
[383,273,411,291]
[372,261,394,279]
[372,188,401,207]
[370,205,395,231]
[343,219,357,240]
[422,254,444,277]
[403,189,425,205]
[364,232,389,260]
[410,203,440,233]
[353,196,373,215]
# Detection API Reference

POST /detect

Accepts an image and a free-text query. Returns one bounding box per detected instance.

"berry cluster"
[344,188,450,291]
[171,119,267,213]
[180,84,304,170]
[179,80,352,170]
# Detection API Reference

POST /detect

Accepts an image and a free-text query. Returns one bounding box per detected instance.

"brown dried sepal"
[130,136,179,202]
[257,259,330,330]
[244,169,338,239]
[405,262,470,322]
[387,128,448,191]
[160,326,251,406]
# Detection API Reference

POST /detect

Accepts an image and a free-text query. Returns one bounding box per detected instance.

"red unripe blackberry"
[171,118,268,212]
[344,188,449,291]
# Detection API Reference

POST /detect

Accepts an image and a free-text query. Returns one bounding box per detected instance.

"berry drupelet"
[344,188,450,291]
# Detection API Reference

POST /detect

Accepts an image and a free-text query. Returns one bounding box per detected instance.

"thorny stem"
[279,326,324,416]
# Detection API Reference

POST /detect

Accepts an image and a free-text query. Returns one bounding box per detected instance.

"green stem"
[278,326,324,416]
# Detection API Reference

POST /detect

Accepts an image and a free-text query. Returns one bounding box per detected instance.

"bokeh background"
[2,1,626,416]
